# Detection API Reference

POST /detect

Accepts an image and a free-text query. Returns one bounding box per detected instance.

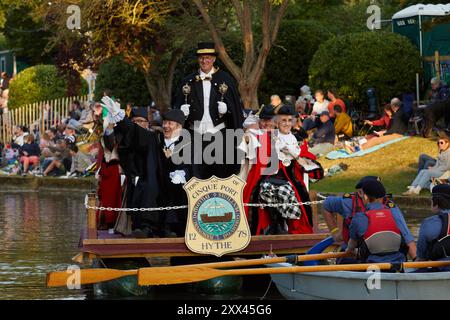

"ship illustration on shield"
[200,199,233,224]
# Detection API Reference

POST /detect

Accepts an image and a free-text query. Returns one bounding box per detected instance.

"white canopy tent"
[392,3,450,19]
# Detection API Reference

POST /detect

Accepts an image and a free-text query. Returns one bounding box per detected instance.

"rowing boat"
[269,262,450,300]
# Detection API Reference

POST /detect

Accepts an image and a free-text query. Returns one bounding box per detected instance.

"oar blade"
[138,266,225,286]
[46,269,136,287]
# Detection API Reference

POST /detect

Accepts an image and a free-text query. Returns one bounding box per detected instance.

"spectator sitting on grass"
[364,104,392,138]
[19,134,40,175]
[302,90,330,131]
[67,144,93,177]
[309,111,336,157]
[327,89,346,118]
[403,132,450,196]
[333,105,353,140]
[64,125,77,143]
[372,98,408,137]
[68,101,95,131]
[42,138,72,177]
[66,100,82,124]
[12,125,29,148]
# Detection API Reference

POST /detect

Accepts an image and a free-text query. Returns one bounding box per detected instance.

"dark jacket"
[385,108,408,135]
[430,84,450,103]
[173,69,243,130]
[313,120,335,144]
[20,143,40,157]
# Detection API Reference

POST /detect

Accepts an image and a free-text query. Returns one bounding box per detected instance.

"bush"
[308,32,422,107]
[8,65,68,109]
[94,56,151,106]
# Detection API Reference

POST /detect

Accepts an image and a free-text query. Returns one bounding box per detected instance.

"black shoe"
[131,227,153,238]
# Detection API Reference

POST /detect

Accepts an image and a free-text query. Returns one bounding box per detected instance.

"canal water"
[0,190,430,300]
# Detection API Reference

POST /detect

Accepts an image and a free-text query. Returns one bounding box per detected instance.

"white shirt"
[274,130,300,166]
[198,69,215,134]
[312,99,329,114]
[164,136,179,152]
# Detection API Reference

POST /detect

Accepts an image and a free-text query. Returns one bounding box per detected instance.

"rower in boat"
[416,184,450,271]
[346,179,417,264]
[322,176,381,263]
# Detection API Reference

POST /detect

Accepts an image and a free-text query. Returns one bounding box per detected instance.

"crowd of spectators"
[0,99,98,177]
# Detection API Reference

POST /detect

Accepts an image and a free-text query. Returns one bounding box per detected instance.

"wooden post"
[435,50,440,80]
[309,190,320,234]
[87,192,98,239]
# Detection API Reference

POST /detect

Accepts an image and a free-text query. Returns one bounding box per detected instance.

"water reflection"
[0,191,88,300]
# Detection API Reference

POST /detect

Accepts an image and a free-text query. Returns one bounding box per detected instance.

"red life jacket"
[430,212,450,260]
[341,194,393,244]
[341,193,365,243]
[360,208,402,260]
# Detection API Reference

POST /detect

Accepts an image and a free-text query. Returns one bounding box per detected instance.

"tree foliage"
[0,1,54,65]
[259,20,332,103]
[8,65,68,109]
[94,56,151,107]
[309,32,422,106]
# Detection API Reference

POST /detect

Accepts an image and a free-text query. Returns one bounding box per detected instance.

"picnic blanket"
[325,136,409,160]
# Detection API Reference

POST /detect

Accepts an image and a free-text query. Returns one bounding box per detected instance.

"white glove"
[218,101,227,115]
[170,170,187,184]
[101,96,125,124]
[180,104,190,117]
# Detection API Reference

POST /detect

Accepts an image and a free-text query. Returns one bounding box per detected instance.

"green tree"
[94,56,151,107]
[8,65,67,109]
[0,1,54,65]
[309,32,422,106]
[259,20,332,103]
[42,0,204,112]
[193,0,290,108]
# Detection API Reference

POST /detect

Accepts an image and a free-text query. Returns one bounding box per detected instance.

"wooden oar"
[46,251,349,287]
[137,260,450,286]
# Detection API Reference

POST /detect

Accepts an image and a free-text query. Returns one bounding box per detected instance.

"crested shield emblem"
[183,175,251,257]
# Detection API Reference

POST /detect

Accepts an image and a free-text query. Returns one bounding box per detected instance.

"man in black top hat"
[156,109,192,237]
[103,104,164,238]
[173,42,244,179]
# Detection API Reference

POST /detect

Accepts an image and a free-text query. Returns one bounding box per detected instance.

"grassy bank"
[311,136,437,195]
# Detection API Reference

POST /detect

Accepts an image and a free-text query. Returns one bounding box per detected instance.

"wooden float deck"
[77,230,335,260]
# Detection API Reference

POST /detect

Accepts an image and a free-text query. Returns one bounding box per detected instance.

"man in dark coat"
[103,103,164,238]
[173,42,244,179]
[156,109,192,237]
[385,98,408,135]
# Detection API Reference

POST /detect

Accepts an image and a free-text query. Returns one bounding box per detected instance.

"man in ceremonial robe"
[103,101,165,238]
[173,42,244,179]
[155,109,192,237]
[243,104,324,235]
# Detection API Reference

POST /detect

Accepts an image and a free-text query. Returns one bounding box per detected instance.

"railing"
[0,95,89,144]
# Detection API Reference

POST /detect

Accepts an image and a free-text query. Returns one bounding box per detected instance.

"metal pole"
[418,8,423,56]
[416,73,420,106]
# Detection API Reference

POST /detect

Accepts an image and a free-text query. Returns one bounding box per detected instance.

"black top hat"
[197,42,217,56]
[130,107,148,119]
[258,105,275,120]
[162,109,185,126]
[274,104,295,116]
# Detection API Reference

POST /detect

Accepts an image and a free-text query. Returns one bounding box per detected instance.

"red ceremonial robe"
[96,146,122,227]
[243,131,319,235]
